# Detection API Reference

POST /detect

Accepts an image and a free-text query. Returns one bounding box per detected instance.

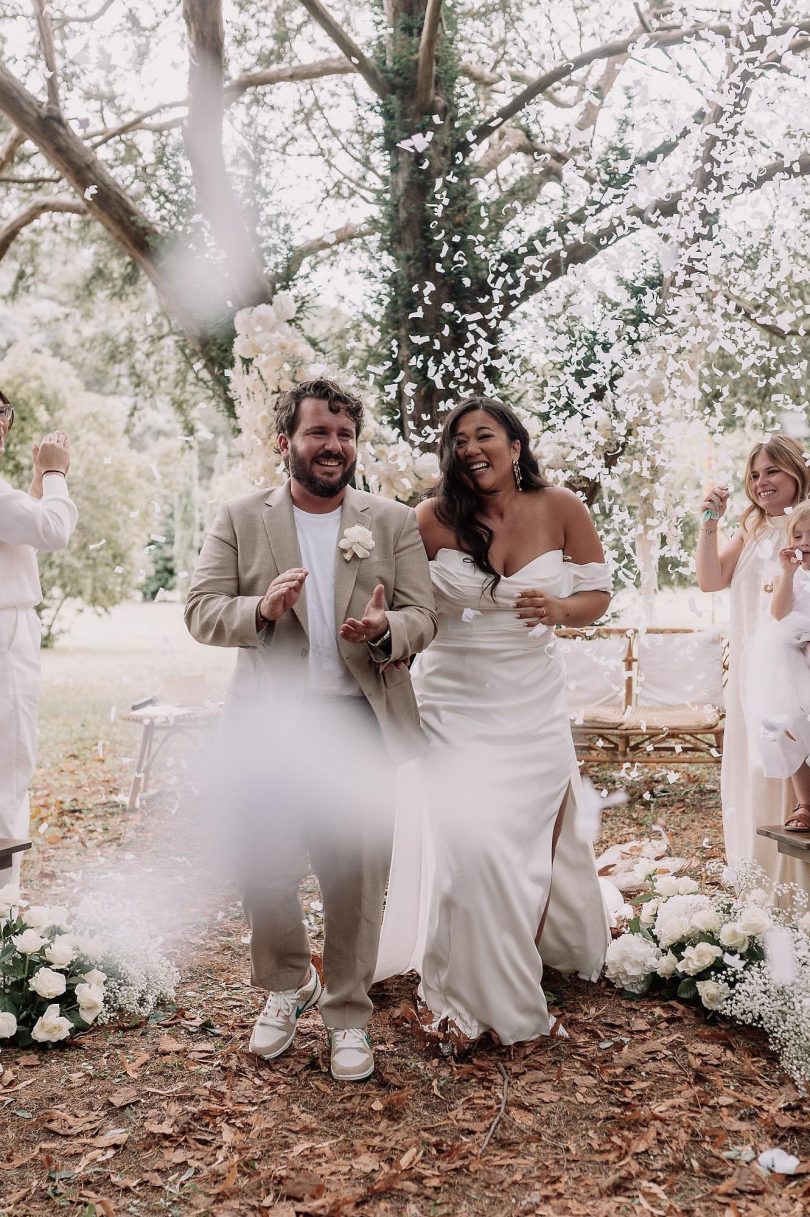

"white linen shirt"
[0,473,78,609]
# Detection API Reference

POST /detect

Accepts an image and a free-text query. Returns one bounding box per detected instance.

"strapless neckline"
[432,547,563,580]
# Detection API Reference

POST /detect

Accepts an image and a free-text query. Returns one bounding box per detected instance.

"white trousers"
[0,607,41,885]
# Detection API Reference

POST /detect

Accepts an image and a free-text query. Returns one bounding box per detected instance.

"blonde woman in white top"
[0,389,77,881]
[697,434,810,889]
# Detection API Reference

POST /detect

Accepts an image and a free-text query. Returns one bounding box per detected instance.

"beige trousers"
[233,696,394,1029]
[0,607,41,885]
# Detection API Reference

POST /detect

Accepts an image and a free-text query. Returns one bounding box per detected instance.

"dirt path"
[1,747,808,1217]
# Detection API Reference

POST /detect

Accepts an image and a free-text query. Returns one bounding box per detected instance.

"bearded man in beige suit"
[185,378,436,1081]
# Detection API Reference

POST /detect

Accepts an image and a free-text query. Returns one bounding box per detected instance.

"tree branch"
[284,221,377,279]
[505,151,810,315]
[82,58,360,145]
[225,56,357,99]
[725,291,810,338]
[31,0,61,111]
[0,59,222,340]
[0,127,25,174]
[53,0,118,26]
[0,194,85,260]
[461,19,806,154]
[661,2,781,305]
[181,0,271,307]
[415,0,443,113]
[298,0,390,98]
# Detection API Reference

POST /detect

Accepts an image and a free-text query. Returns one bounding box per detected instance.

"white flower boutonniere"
[339,525,375,561]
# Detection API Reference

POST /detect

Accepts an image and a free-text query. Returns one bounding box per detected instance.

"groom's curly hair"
[275,378,364,442]
[434,396,548,594]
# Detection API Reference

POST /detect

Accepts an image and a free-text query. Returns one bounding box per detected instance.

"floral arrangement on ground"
[0,883,179,1048]
[604,860,810,1086]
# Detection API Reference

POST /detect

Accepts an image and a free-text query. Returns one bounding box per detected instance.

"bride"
[375,396,612,1043]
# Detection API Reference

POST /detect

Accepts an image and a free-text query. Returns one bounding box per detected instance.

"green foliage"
[0,344,146,645]
[140,515,176,602]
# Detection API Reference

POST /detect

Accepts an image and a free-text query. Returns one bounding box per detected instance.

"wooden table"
[757,824,810,863]
[120,701,222,811]
[0,838,31,881]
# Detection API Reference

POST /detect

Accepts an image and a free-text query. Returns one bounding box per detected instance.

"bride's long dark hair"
[433,396,549,591]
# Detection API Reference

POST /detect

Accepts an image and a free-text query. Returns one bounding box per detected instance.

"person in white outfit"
[697,433,810,893]
[0,389,78,881]
[748,501,810,831]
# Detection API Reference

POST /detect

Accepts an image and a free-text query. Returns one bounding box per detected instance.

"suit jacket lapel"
[334,487,371,631]
[261,482,308,633]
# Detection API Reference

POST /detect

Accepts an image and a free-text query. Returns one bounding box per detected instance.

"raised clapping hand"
[700,485,729,521]
[33,430,70,476]
[514,588,567,628]
[259,567,308,622]
[340,583,389,645]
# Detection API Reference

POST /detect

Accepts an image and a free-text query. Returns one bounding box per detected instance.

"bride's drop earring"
[513,459,523,491]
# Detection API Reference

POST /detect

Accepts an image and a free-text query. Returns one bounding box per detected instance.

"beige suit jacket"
[185,482,438,761]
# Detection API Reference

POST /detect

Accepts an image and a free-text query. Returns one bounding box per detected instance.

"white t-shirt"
[0,473,78,610]
[293,505,360,697]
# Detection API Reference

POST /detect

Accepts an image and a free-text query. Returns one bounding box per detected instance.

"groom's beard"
[287,444,357,498]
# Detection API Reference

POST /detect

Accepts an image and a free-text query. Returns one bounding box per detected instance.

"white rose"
[0,1011,17,1038]
[12,929,47,954]
[696,978,730,1010]
[31,1003,73,1043]
[675,877,700,895]
[639,898,660,926]
[45,935,76,968]
[74,982,104,1023]
[632,859,660,882]
[657,951,679,978]
[678,942,723,975]
[690,907,721,935]
[654,876,679,898]
[604,934,661,992]
[0,883,25,916]
[654,895,719,948]
[81,968,107,987]
[747,887,769,906]
[737,905,772,936]
[29,966,68,1000]
[24,905,70,930]
[719,922,750,952]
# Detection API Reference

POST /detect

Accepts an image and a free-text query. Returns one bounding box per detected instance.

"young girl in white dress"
[750,500,810,831]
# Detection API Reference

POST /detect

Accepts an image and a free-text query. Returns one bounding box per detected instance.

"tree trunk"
[381,0,499,441]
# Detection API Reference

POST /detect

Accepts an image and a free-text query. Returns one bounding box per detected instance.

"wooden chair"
[557,626,728,765]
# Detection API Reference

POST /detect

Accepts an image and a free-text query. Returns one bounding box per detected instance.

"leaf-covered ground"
[2,644,808,1216]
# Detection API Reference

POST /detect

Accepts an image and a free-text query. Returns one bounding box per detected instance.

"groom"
[185,378,436,1081]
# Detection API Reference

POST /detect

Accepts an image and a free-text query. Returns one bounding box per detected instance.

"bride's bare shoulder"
[416,497,455,558]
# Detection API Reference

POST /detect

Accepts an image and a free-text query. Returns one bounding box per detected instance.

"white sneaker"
[249,965,322,1060]
[329,1028,374,1081]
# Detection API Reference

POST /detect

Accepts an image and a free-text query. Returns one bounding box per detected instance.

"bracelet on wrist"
[41,469,67,477]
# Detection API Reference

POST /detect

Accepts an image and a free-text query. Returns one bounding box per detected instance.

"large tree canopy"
[0,0,808,438]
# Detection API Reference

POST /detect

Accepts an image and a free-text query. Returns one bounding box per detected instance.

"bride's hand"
[514,588,567,628]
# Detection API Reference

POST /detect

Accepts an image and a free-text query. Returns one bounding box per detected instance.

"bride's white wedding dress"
[375,547,611,1043]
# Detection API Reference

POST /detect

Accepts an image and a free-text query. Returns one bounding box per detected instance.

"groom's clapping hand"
[340,583,389,646]
[259,567,308,622]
